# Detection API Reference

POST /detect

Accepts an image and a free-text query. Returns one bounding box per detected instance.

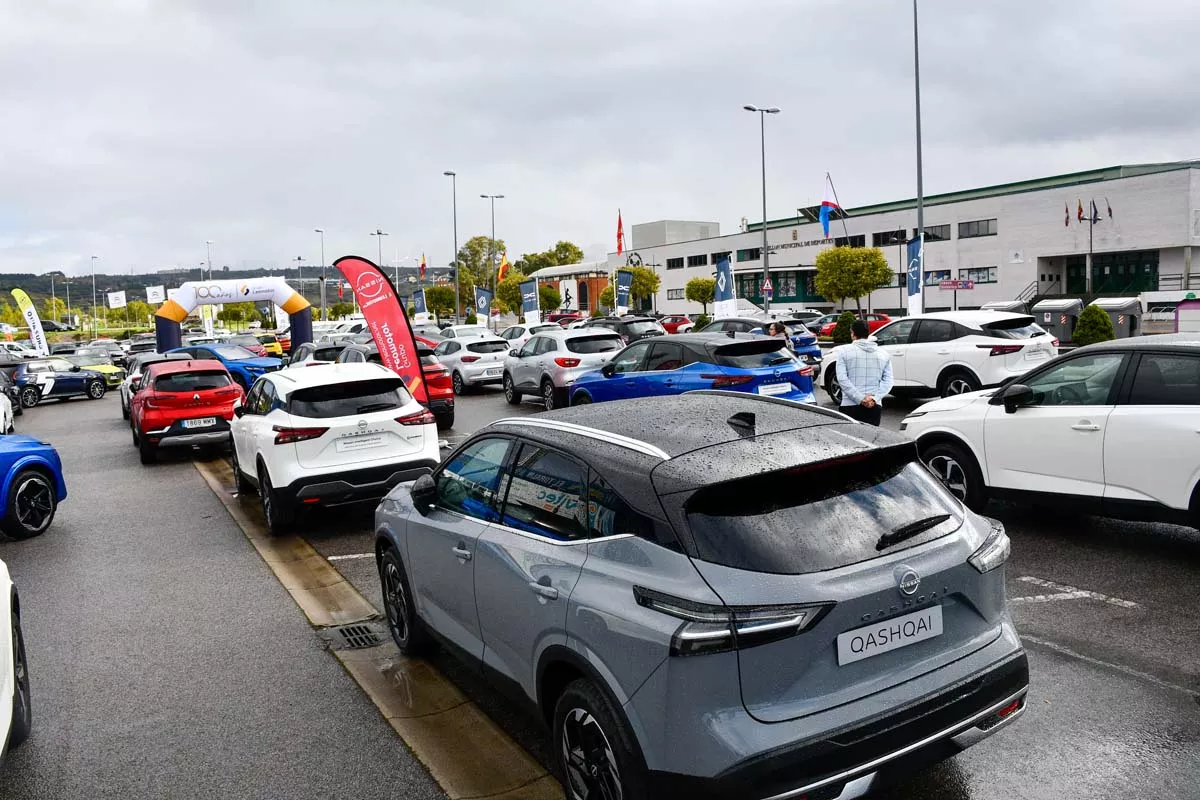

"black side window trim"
[432,434,517,521]
[494,440,591,543]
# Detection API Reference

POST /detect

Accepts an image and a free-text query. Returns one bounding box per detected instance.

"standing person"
[833,319,892,426]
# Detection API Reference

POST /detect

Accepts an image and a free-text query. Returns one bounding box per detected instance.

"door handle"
[451,544,472,561]
[936,350,951,355]
[528,580,559,600]
[1070,423,1101,432]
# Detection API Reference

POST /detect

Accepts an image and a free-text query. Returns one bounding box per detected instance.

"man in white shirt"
[834,319,893,426]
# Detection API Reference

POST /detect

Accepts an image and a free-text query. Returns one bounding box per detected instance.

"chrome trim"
[490,417,670,460]
[760,687,1028,800]
[155,430,230,448]
[488,520,633,548]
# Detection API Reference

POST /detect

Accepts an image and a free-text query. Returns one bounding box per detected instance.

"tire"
[138,434,157,465]
[121,394,130,420]
[7,609,31,750]
[542,379,564,412]
[18,386,39,409]
[922,441,988,512]
[452,371,466,395]
[231,444,255,496]
[571,392,592,406]
[503,373,522,405]
[1,469,57,539]
[379,548,433,656]
[85,379,105,400]
[258,465,293,536]
[435,409,454,431]
[937,369,981,398]
[824,365,843,406]
[553,678,648,800]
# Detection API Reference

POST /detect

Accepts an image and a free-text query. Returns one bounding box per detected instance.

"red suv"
[546,312,583,327]
[817,312,892,337]
[659,314,695,333]
[130,359,244,464]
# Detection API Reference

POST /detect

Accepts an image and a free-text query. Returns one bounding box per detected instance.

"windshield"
[154,371,231,392]
[211,345,257,361]
[566,335,623,354]
[288,378,412,418]
[257,335,277,343]
[625,320,664,334]
[984,320,1049,339]
[228,336,260,346]
[685,447,962,575]
[712,340,795,368]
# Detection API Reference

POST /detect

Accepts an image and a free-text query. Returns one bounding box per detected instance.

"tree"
[41,297,66,322]
[328,301,356,319]
[424,286,456,316]
[1072,304,1115,346]
[217,301,261,327]
[538,284,562,311]
[515,240,585,275]
[628,266,660,306]
[126,299,154,325]
[814,247,893,313]
[831,311,857,345]
[0,302,22,328]
[685,278,715,314]
[456,235,505,310]
[599,285,614,310]
[495,271,527,315]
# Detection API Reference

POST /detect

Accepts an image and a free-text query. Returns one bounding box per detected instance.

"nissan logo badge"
[898,569,921,596]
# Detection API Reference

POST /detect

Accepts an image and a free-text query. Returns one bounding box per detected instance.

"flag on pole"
[820,174,840,238]
[419,253,427,280]
[616,210,625,254]
[1090,200,1100,224]
[1106,197,1113,219]
[1077,200,1084,223]
[337,279,344,299]
[497,251,511,282]
[1064,202,1070,228]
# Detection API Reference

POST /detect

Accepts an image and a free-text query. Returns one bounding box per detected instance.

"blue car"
[569,332,816,405]
[167,343,282,389]
[0,435,67,539]
[748,320,824,379]
[13,358,109,408]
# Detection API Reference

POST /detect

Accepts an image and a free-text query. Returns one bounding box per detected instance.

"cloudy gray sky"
[1,0,1196,277]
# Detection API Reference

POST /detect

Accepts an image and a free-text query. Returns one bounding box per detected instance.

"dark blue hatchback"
[13,358,108,408]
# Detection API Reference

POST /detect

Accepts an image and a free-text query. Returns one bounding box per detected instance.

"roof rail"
[490,417,670,460]
[684,390,856,422]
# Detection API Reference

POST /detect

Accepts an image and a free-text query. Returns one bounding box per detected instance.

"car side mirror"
[233,404,245,418]
[1002,383,1033,414]
[410,473,437,515]
[70,365,81,372]
[601,363,616,378]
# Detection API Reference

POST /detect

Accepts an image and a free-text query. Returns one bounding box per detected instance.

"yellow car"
[65,352,126,388]
[256,334,283,357]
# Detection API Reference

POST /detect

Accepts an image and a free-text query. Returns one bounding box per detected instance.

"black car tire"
[503,373,521,405]
[451,371,466,395]
[922,441,988,512]
[231,445,255,496]
[937,369,981,398]
[8,608,31,750]
[233,374,248,391]
[259,465,292,536]
[824,365,843,406]
[1,469,57,540]
[18,386,39,409]
[542,379,564,412]
[571,392,592,405]
[553,678,648,800]
[379,548,433,656]
[121,393,130,420]
[85,379,105,400]
[138,435,157,465]
[435,409,454,431]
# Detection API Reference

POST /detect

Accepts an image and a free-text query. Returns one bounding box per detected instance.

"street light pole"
[314,228,327,321]
[444,171,460,323]
[293,256,304,291]
[912,0,926,314]
[480,194,504,331]
[743,104,780,314]
[90,255,99,338]
[205,240,214,281]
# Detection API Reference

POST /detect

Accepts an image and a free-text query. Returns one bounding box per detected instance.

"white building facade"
[607,161,1200,316]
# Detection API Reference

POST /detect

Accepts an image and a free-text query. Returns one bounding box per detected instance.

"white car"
[230,362,441,535]
[0,558,31,759]
[823,310,1058,403]
[0,392,14,435]
[0,342,38,360]
[439,324,492,340]
[433,336,510,394]
[902,334,1200,528]
[497,323,561,352]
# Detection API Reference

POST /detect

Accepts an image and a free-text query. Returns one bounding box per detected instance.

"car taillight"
[798,365,814,377]
[396,409,436,426]
[144,393,163,409]
[977,344,1024,356]
[461,355,480,363]
[272,425,328,444]
[1052,338,1060,348]
[554,357,581,367]
[701,374,754,389]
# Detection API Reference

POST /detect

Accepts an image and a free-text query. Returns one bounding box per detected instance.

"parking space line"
[1021,634,1199,700]
[326,553,376,561]
[1014,575,1141,609]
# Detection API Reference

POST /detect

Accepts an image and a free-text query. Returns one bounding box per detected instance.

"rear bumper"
[461,365,504,385]
[144,417,233,448]
[282,460,439,506]
[155,430,231,449]
[428,397,454,416]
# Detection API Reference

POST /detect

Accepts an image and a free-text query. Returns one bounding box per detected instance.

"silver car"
[502,328,624,410]
[373,392,1027,800]
[434,336,510,393]
[498,322,562,352]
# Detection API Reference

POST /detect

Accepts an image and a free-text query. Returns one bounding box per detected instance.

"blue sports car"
[166,343,282,389]
[0,435,66,539]
[569,332,816,406]
[13,358,109,409]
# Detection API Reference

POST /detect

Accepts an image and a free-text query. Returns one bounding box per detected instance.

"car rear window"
[288,378,412,419]
[567,335,624,354]
[154,371,231,392]
[467,341,509,354]
[454,326,487,338]
[712,340,795,368]
[981,316,1048,339]
[313,346,345,361]
[530,325,560,334]
[258,335,278,343]
[684,446,963,575]
[212,345,257,360]
[624,320,664,334]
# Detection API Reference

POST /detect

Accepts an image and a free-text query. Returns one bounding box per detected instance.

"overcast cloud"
[1,0,1197,277]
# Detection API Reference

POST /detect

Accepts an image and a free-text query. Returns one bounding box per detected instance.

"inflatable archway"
[154,277,313,353]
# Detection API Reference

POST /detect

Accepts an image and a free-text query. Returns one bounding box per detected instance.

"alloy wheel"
[504,375,516,402]
[928,454,969,502]
[382,560,409,644]
[88,381,104,399]
[452,372,464,394]
[560,707,623,800]
[945,377,974,396]
[14,475,53,533]
[19,387,39,409]
[543,382,556,411]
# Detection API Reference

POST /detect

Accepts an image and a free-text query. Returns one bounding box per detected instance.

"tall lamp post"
[480,193,504,330]
[293,256,305,290]
[89,255,99,338]
[443,171,460,323]
[370,230,388,314]
[743,104,780,314]
[911,0,926,314]
[314,228,327,320]
[205,240,214,281]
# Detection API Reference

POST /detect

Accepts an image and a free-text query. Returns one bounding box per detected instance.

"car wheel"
[938,370,981,398]
[138,433,157,465]
[554,678,648,800]
[121,394,130,420]
[435,409,454,431]
[1,469,57,539]
[542,379,563,411]
[824,367,842,406]
[571,392,592,406]
[7,608,31,749]
[259,465,292,536]
[85,379,105,399]
[503,373,522,405]
[18,386,39,409]
[231,445,255,496]
[452,371,466,395]
[922,441,988,512]
[379,548,433,655]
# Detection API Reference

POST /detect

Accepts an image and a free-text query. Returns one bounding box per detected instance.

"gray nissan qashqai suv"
[374,391,1028,800]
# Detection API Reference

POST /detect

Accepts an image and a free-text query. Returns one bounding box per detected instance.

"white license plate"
[484,367,503,377]
[183,417,216,429]
[335,434,385,453]
[836,606,943,666]
[757,383,792,396]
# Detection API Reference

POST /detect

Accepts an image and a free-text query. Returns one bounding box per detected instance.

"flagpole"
[826,173,851,241]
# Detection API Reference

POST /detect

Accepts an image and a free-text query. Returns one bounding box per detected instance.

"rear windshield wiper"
[876,514,951,551]
[356,402,397,414]
[767,355,792,366]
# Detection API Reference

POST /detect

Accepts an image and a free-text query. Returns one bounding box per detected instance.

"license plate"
[183,417,216,429]
[757,383,792,396]
[335,434,385,453]
[836,606,943,666]
[484,367,503,377]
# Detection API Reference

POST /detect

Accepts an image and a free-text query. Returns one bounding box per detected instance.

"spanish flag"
[497,251,511,282]
[419,253,427,280]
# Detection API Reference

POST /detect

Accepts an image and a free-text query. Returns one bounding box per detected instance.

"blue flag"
[412,288,427,316]
[520,280,539,316]
[906,237,923,297]
[474,286,493,318]
[713,256,735,318]
[615,269,634,313]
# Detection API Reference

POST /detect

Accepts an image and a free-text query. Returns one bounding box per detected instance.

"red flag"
[337,279,344,299]
[333,255,429,404]
[1077,200,1084,223]
[419,253,427,280]
[497,251,511,282]
[616,210,625,254]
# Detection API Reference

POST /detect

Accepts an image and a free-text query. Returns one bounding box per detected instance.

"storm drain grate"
[335,624,382,650]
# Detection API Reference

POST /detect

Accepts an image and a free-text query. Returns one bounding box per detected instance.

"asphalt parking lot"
[1,388,1198,799]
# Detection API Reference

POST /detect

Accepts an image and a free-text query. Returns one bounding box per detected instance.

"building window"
[871,230,907,247]
[923,270,951,286]
[958,219,998,239]
[880,273,904,288]
[710,251,732,264]
[686,254,708,268]
[666,288,684,300]
[834,234,866,248]
[775,272,797,297]
[665,257,684,270]
[736,248,761,262]
[959,266,998,284]
[915,224,951,242]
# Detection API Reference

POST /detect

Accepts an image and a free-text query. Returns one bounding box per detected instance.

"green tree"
[814,247,893,313]
[495,271,527,315]
[628,266,660,306]
[831,311,857,345]
[538,284,562,311]
[685,277,715,314]
[217,301,261,328]
[515,241,585,275]
[328,301,356,319]
[599,285,614,310]
[1072,304,1116,346]
[456,235,505,310]
[126,299,154,325]
[0,302,22,328]
[41,297,66,322]
[423,286,456,316]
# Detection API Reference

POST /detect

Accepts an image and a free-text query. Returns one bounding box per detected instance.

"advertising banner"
[145,285,166,304]
[155,277,308,323]
[906,236,923,316]
[474,286,494,319]
[713,257,736,319]
[412,288,429,322]
[107,290,127,309]
[11,289,48,356]
[333,256,429,404]
[615,269,633,316]
[558,279,578,312]
[520,279,540,325]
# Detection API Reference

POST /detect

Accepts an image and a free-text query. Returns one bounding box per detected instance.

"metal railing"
[1157,274,1200,291]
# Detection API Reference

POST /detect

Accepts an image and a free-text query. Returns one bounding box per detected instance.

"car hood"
[83,364,122,374]
[910,388,996,414]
